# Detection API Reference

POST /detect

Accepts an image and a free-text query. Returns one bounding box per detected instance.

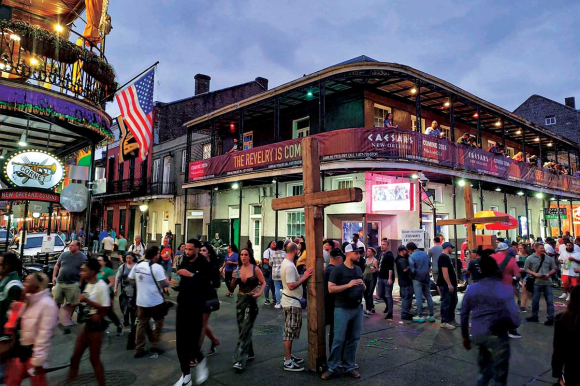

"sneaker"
[413,316,425,323]
[383,308,388,314]
[544,319,554,326]
[450,320,461,328]
[116,325,124,337]
[291,355,304,364]
[371,309,376,314]
[264,300,271,305]
[196,358,209,384]
[385,314,393,321]
[401,315,414,321]
[520,307,527,313]
[248,353,255,361]
[134,350,150,359]
[508,331,522,339]
[526,316,539,323]
[150,347,165,355]
[172,374,192,386]
[274,304,282,309]
[559,293,568,299]
[283,360,305,372]
[207,342,220,356]
[566,294,571,301]
[363,311,370,318]
[190,359,198,367]
[345,370,361,378]
[440,323,456,330]
[233,362,243,372]
[321,370,337,380]
[427,316,436,323]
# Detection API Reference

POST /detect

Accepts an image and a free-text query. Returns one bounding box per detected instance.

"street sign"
[402,229,426,249]
[544,208,567,220]
[41,235,56,253]
[60,183,89,212]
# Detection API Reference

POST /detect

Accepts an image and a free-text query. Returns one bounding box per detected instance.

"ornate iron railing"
[97,180,176,197]
[0,21,116,107]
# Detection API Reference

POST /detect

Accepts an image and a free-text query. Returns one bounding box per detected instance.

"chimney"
[255,77,269,90]
[194,74,211,95]
[565,96,575,109]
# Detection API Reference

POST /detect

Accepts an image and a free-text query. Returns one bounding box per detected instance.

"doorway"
[162,157,171,194]
[231,219,240,248]
[128,208,136,243]
[250,218,262,259]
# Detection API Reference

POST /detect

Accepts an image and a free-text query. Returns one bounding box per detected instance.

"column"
[4,202,11,252]
[208,189,214,238]
[238,110,245,149]
[274,177,279,240]
[524,194,530,238]
[415,81,422,133]
[521,127,526,160]
[210,120,217,157]
[238,182,243,247]
[568,151,572,175]
[476,107,482,148]
[452,178,458,254]
[20,200,29,258]
[318,81,326,133]
[449,95,455,141]
[557,197,562,236]
[479,183,484,234]
[501,119,506,148]
[84,142,96,239]
[184,188,189,242]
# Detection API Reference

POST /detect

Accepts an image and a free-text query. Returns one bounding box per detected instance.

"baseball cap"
[469,248,478,254]
[496,242,509,251]
[330,248,345,258]
[344,243,364,253]
[441,242,455,249]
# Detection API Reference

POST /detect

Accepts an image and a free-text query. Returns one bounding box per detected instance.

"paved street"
[42,285,563,386]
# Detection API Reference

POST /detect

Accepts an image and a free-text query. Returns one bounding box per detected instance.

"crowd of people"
[0,228,578,385]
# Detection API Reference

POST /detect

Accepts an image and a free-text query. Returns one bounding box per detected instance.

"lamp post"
[139,203,148,246]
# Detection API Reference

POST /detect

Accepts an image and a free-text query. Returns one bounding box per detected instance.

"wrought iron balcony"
[0,20,116,107]
[150,182,176,195]
[95,180,176,198]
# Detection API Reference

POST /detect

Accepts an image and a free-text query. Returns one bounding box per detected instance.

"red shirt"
[492,252,519,285]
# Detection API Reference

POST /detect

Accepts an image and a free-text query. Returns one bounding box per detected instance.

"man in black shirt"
[324,248,344,350]
[377,238,395,320]
[466,248,483,283]
[395,246,414,320]
[322,244,365,380]
[171,239,213,386]
[438,242,459,330]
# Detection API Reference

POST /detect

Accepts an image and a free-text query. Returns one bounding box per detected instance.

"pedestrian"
[362,247,378,316]
[323,239,333,268]
[68,259,111,386]
[552,285,580,386]
[524,243,557,325]
[91,229,100,254]
[324,248,344,350]
[127,235,146,260]
[128,247,169,358]
[271,240,286,309]
[437,242,459,330]
[96,255,123,336]
[424,120,442,137]
[321,243,365,380]
[114,252,137,328]
[491,242,521,339]
[262,241,276,305]
[222,244,239,298]
[51,241,86,334]
[296,242,307,300]
[0,253,23,339]
[466,248,483,283]
[516,244,532,312]
[377,238,395,320]
[4,272,57,386]
[210,233,223,250]
[171,239,213,386]
[461,255,520,386]
[383,112,398,129]
[115,233,128,260]
[98,229,108,252]
[428,237,443,299]
[408,242,435,323]
[395,245,414,320]
[160,237,174,281]
[557,240,580,302]
[199,243,221,357]
[280,242,311,372]
[230,248,265,372]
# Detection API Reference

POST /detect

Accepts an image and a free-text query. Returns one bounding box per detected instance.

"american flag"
[115,68,155,161]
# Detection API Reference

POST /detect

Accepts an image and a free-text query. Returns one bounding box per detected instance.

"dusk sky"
[98,0,580,118]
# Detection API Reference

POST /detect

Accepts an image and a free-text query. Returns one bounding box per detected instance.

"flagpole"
[100,61,160,103]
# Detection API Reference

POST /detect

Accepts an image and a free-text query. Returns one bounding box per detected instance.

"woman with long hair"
[552,285,580,385]
[199,243,221,356]
[222,244,239,298]
[69,259,110,386]
[96,255,123,336]
[230,248,265,372]
[363,247,378,316]
[114,252,137,328]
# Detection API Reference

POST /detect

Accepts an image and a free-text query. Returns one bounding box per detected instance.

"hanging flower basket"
[82,51,116,87]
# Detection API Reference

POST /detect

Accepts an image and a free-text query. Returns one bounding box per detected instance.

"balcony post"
[184,188,189,242]
[503,190,508,215]
[479,183,484,234]
[274,97,280,142]
[476,107,482,147]
[210,120,217,157]
[47,202,53,237]
[542,198,548,239]
[4,202,11,252]
[452,177,458,259]
[555,146,559,165]
[538,139,543,165]
[274,177,279,241]
[556,197,563,236]
[576,150,580,172]
[521,127,526,160]
[185,128,192,184]
[209,189,214,238]
[238,182,243,247]
[318,81,325,133]
[501,119,506,148]
[239,110,245,150]
[449,95,455,141]
[415,80,422,133]
[524,194,530,238]
[568,151,572,175]
[84,142,96,241]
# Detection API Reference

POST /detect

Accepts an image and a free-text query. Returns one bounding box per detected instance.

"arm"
[252,269,266,298]
[460,291,472,342]
[328,278,364,294]
[114,266,123,295]
[52,261,60,285]
[287,269,313,291]
[388,266,394,285]
[106,274,116,290]
[442,267,454,291]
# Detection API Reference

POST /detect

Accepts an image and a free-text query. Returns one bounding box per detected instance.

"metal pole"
[274,98,280,142]
[524,194,530,238]
[542,199,548,239]
[503,191,508,214]
[415,81,422,132]
[521,127,526,160]
[47,202,53,237]
[452,178,458,255]
[479,183,484,234]
[321,173,325,238]
[5,201,11,252]
[238,182,243,248]
[318,81,325,133]
[449,95,455,141]
[501,119,506,148]
[208,189,213,240]
[557,197,562,236]
[239,110,244,150]
[476,107,482,148]
[20,200,28,258]
[275,178,279,241]
[568,151,572,175]
[210,120,216,157]
[418,182,423,230]
[184,188,189,242]
[84,142,96,239]
[100,61,160,103]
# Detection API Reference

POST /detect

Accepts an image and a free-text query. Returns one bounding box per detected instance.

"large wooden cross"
[272,136,363,372]
[436,184,509,249]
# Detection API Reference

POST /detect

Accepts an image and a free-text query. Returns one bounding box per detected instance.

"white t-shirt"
[545,244,555,256]
[559,243,580,255]
[355,240,366,251]
[102,236,115,251]
[280,259,302,308]
[128,261,166,307]
[559,250,580,277]
[84,280,111,315]
[263,248,274,263]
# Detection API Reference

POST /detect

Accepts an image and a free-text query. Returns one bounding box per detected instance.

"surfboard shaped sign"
[2,149,65,190]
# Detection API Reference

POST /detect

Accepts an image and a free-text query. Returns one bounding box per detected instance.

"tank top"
[236,265,260,294]
[364,258,376,279]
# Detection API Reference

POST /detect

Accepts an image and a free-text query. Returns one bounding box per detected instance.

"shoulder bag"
[149,263,173,316]
[282,292,307,309]
[525,255,545,293]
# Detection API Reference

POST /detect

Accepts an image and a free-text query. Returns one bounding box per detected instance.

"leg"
[544,285,554,320]
[274,280,282,305]
[531,285,541,319]
[385,282,394,317]
[150,304,166,350]
[342,307,363,372]
[4,358,27,386]
[268,278,276,301]
[68,328,89,380]
[85,331,106,386]
[439,286,450,323]
[363,278,372,311]
[135,306,149,353]
[234,296,258,366]
[369,275,377,306]
[327,308,348,373]
[412,281,423,317]
[225,272,233,294]
[400,286,413,317]
[377,276,384,300]
[448,290,458,323]
[328,321,334,352]
[475,338,493,386]
[423,282,435,316]
[489,335,510,385]
[106,303,122,328]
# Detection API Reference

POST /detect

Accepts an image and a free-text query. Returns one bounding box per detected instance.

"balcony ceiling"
[6,0,85,29]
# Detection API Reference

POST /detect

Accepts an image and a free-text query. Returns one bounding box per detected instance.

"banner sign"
[0,189,60,203]
[402,230,426,249]
[118,116,139,163]
[2,149,65,190]
[189,128,580,194]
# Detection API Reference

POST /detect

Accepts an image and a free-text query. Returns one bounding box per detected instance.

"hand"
[569,256,575,261]
[114,289,117,297]
[559,378,565,386]
[252,292,261,298]
[303,268,313,279]
[387,279,393,286]
[177,269,192,277]
[348,279,361,288]
[52,278,56,286]
[171,279,177,288]
[449,285,455,293]
[462,338,471,351]
[78,294,88,303]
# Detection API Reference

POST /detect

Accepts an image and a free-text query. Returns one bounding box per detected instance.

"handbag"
[525,255,545,293]
[204,297,220,312]
[282,293,307,309]
[149,263,173,316]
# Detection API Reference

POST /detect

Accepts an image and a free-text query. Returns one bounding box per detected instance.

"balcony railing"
[0,20,116,106]
[96,180,176,197]
[150,182,176,195]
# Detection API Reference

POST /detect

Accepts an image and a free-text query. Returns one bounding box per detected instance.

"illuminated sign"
[2,150,64,190]
[0,189,60,203]
[371,183,414,212]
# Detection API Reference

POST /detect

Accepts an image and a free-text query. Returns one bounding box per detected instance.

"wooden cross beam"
[272,136,363,372]
[436,184,509,250]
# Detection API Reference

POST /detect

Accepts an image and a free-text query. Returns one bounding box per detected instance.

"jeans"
[225,271,234,293]
[264,277,276,302]
[473,334,510,386]
[234,294,258,367]
[531,284,555,320]
[399,285,414,318]
[412,280,434,317]
[176,304,204,375]
[328,306,363,373]
[439,286,458,323]
[274,280,282,305]
[377,279,393,316]
[363,276,375,311]
[92,240,99,253]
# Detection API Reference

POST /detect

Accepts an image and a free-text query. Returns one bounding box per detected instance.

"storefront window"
[286,211,305,238]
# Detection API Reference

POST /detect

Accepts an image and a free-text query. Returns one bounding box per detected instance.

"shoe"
[196,358,209,384]
[116,325,123,337]
[401,315,414,321]
[248,353,255,361]
[173,374,192,386]
[385,314,393,321]
[413,316,425,323]
[440,323,456,330]
[450,320,461,327]
[233,362,243,372]
[383,308,388,314]
[190,359,198,367]
[371,309,376,314]
[291,354,304,364]
[321,370,337,380]
[526,317,539,323]
[427,316,436,323]
[264,300,271,305]
[207,342,220,356]
[345,370,361,379]
[274,303,282,309]
[544,319,554,326]
[566,294,571,301]
[559,293,568,299]
[354,363,360,370]
[134,350,150,358]
[283,360,305,371]
[520,307,527,313]
[150,347,165,355]
[363,311,370,318]
[229,293,234,298]
[63,327,71,335]
[508,331,522,339]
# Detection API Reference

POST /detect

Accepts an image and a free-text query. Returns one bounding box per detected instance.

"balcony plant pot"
[83,52,115,86]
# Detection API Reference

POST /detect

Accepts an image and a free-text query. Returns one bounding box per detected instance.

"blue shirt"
[224,253,239,273]
[384,119,393,128]
[460,278,520,339]
[408,250,430,283]
[98,231,108,242]
[429,129,441,137]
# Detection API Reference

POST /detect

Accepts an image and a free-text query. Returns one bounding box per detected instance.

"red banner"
[0,189,60,203]
[189,128,580,194]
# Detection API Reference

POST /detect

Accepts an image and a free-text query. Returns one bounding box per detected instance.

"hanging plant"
[82,50,116,87]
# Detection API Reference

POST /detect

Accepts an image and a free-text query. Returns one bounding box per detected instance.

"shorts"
[52,282,80,305]
[562,275,579,292]
[283,306,302,341]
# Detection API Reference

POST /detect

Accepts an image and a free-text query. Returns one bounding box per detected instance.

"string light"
[410,88,417,94]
